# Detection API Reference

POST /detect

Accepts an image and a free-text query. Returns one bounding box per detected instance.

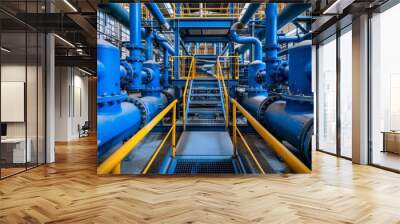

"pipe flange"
[258,94,281,121]
[127,96,148,127]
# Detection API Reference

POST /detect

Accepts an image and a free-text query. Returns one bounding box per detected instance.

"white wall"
[54,67,89,141]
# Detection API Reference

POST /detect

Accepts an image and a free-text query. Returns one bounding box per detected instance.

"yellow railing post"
[232,103,237,157]
[172,103,177,157]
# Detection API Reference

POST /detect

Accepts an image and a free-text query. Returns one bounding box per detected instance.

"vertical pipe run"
[265,3,279,78]
[128,3,144,90]
[145,29,154,60]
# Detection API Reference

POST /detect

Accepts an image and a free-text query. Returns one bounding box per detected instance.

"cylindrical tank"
[261,100,313,167]
[97,40,121,101]
[129,94,168,126]
[97,40,142,159]
[288,45,312,95]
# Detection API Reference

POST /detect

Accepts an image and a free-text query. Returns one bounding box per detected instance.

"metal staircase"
[184,78,227,129]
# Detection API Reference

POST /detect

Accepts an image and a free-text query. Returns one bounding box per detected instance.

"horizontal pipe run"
[231,98,311,173]
[98,3,129,28]
[145,3,171,30]
[277,4,311,30]
[239,3,261,25]
[97,100,178,174]
[230,29,262,61]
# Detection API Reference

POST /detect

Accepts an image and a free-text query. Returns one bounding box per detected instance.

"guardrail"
[216,59,229,129]
[182,57,196,129]
[97,100,178,175]
[217,55,240,80]
[230,98,311,173]
[170,56,195,79]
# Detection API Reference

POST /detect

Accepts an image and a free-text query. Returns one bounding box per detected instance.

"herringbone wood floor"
[1,135,400,224]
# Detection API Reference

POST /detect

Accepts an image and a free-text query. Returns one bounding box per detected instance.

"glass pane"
[340,29,352,158]
[318,37,337,154]
[371,4,400,171]
[1,30,27,177]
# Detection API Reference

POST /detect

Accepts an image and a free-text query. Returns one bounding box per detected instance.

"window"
[317,36,337,154]
[370,3,400,171]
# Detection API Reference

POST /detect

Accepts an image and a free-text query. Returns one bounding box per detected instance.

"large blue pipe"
[154,32,175,55]
[265,3,279,79]
[145,3,171,30]
[277,4,311,30]
[239,3,260,25]
[127,3,144,91]
[97,40,142,159]
[98,3,129,28]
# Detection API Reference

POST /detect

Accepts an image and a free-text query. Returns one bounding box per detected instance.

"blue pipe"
[237,3,311,54]
[98,3,129,28]
[239,3,260,25]
[230,24,262,61]
[154,32,175,55]
[127,3,144,91]
[277,4,311,30]
[97,40,141,159]
[265,3,279,79]
[145,3,171,30]
[145,29,154,60]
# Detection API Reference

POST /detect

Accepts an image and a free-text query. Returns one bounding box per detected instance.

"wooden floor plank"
[0,135,399,223]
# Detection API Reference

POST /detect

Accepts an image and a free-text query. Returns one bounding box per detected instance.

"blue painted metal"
[154,32,174,55]
[247,61,267,97]
[239,3,260,24]
[97,40,141,159]
[127,3,144,91]
[145,29,154,60]
[142,62,163,97]
[183,35,230,43]
[236,3,311,54]
[288,45,312,97]
[264,3,279,81]
[229,28,262,61]
[173,3,180,80]
[277,4,311,30]
[170,18,235,29]
[145,3,171,30]
[98,3,129,28]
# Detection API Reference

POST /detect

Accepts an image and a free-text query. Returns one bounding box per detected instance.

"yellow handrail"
[97,100,178,174]
[216,59,229,128]
[182,57,196,128]
[236,127,266,174]
[230,98,311,173]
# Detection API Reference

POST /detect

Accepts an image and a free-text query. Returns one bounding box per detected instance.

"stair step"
[190,93,220,97]
[188,108,223,114]
[189,100,222,105]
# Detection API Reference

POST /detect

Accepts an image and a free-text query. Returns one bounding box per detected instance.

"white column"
[352,14,369,164]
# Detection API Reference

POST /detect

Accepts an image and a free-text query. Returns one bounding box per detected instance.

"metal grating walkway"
[173,159,236,174]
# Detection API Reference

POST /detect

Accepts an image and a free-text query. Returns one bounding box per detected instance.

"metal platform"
[176,131,233,156]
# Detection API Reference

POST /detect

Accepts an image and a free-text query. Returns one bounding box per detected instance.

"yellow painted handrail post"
[232,103,237,157]
[172,103,177,157]
[230,98,311,173]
